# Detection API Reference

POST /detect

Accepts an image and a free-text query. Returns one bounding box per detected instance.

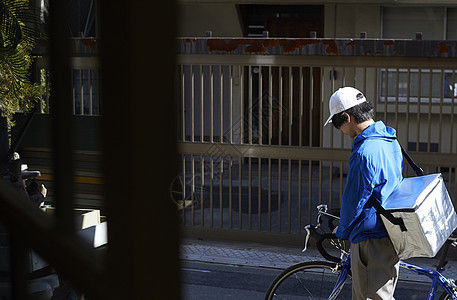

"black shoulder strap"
[368,142,423,232]
[400,144,424,176]
[368,196,407,232]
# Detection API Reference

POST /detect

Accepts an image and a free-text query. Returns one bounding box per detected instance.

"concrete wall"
[177,4,243,37]
[325,4,381,38]
[177,3,383,38]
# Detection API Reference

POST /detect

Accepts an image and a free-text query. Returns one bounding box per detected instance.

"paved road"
[182,261,447,299]
[182,261,279,299]
[180,239,457,299]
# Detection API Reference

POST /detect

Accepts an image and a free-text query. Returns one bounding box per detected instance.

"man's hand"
[332,226,338,234]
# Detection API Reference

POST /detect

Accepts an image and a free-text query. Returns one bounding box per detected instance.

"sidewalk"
[180,238,457,283]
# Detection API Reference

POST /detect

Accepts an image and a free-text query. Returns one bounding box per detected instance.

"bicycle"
[265,204,457,300]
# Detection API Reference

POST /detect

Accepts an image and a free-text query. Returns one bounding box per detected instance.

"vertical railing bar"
[210,65,214,143]
[219,155,223,228]
[200,155,204,226]
[220,65,224,142]
[190,66,195,143]
[79,69,84,115]
[298,159,302,232]
[384,68,388,123]
[339,161,343,201]
[453,166,457,204]
[278,159,282,232]
[240,67,244,144]
[248,157,252,230]
[451,71,455,154]
[258,157,262,231]
[330,67,335,148]
[89,69,93,116]
[428,68,432,153]
[288,159,292,234]
[417,69,422,152]
[268,158,272,232]
[268,66,273,145]
[319,67,323,147]
[439,69,444,153]
[406,69,411,148]
[259,66,263,146]
[395,68,399,130]
[190,154,195,225]
[340,67,345,147]
[299,67,303,147]
[229,156,232,228]
[71,70,75,114]
[229,66,233,143]
[308,159,312,225]
[329,161,333,209]
[209,156,213,228]
[238,157,242,229]
[373,68,378,118]
[449,167,453,202]
[249,65,253,145]
[181,65,185,141]
[182,155,187,224]
[319,160,323,211]
[200,65,204,142]
[279,66,283,146]
[309,67,313,147]
[289,67,293,146]
[329,69,334,208]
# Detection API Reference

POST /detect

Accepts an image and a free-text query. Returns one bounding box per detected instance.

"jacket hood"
[353,121,397,149]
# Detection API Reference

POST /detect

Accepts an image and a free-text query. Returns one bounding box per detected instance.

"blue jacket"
[335,121,403,243]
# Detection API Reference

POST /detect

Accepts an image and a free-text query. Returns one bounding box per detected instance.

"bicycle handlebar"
[303,205,345,263]
[305,205,457,267]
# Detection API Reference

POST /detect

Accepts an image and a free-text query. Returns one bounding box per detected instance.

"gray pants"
[350,237,400,300]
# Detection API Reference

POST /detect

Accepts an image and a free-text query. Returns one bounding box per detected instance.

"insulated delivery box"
[381,173,457,260]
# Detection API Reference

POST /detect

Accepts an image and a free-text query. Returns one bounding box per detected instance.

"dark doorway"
[237,5,324,38]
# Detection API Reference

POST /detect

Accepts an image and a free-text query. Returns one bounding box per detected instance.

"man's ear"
[344,112,350,123]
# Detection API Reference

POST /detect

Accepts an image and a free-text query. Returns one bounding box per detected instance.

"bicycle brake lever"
[302,225,311,252]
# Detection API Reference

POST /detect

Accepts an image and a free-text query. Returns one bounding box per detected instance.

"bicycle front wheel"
[265,261,352,300]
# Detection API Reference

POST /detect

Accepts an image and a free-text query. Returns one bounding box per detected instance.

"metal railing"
[175,37,457,244]
[36,56,100,116]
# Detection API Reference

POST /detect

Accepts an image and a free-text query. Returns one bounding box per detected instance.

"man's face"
[338,114,358,138]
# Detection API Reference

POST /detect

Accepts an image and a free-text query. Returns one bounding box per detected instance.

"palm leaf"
[0,0,41,103]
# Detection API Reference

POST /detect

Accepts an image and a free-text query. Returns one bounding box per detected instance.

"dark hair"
[331,101,374,129]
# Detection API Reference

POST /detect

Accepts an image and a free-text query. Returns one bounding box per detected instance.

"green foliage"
[0,0,42,124]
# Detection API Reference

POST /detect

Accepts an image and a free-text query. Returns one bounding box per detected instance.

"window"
[381,7,457,103]
[380,69,457,103]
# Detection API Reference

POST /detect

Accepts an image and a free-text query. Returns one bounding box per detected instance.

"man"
[325,87,403,300]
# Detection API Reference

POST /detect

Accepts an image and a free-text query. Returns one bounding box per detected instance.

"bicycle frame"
[400,261,457,300]
[303,205,457,300]
[328,255,351,300]
[329,257,457,300]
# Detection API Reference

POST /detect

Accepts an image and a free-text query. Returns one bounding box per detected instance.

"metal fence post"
[100,1,180,299]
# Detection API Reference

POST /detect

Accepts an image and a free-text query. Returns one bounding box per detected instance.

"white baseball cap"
[324,87,367,126]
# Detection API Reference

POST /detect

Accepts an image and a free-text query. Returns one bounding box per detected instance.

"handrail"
[177,37,457,58]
